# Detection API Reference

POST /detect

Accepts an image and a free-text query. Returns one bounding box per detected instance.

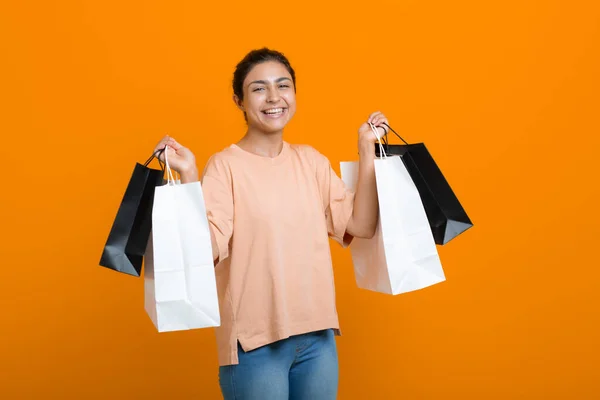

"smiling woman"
[152,47,390,400]
[234,59,297,149]
[232,49,296,129]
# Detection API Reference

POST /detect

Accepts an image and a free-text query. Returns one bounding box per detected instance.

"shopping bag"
[340,123,445,295]
[374,123,473,245]
[144,147,220,332]
[99,149,165,277]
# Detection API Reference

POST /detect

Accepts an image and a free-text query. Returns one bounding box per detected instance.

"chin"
[259,118,290,133]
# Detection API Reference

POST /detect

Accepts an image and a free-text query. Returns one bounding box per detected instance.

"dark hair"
[232,47,296,101]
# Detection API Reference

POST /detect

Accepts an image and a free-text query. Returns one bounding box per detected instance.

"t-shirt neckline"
[230,141,290,166]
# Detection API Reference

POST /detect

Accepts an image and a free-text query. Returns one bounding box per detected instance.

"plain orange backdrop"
[1,0,599,398]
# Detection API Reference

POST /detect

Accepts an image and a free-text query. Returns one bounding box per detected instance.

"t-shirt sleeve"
[201,153,234,264]
[309,146,355,248]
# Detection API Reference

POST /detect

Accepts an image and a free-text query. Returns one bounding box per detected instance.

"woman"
[153,48,389,399]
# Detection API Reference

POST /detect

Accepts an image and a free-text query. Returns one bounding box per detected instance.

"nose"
[266,86,280,103]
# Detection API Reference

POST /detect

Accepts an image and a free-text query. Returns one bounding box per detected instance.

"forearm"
[348,141,379,238]
[210,226,219,263]
[180,166,199,183]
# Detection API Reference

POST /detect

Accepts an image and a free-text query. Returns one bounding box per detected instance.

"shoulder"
[201,145,237,177]
[289,143,331,167]
[208,145,238,163]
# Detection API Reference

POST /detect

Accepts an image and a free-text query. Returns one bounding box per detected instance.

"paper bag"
[99,150,165,277]
[375,123,473,245]
[144,149,220,332]
[341,141,446,295]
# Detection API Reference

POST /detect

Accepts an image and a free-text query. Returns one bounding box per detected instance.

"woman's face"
[237,61,296,133]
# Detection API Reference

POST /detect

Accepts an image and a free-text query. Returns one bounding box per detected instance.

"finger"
[367,111,382,124]
[373,117,384,130]
[368,122,384,138]
[373,114,386,124]
[159,134,171,145]
[367,111,378,124]
[374,116,388,130]
[153,146,166,162]
[369,126,385,140]
[153,135,171,152]
[166,146,177,158]
[382,119,390,133]
[372,116,387,132]
[160,146,178,163]
[167,137,183,151]
[156,147,168,162]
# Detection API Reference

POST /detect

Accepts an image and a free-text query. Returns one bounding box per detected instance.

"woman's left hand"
[358,111,389,146]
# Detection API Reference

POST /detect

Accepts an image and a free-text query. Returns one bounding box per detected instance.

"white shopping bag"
[144,147,220,332]
[340,124,445,295]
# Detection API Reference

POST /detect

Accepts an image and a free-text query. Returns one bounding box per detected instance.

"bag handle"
[369,122,388,158]
[381,122,409,146]
[163,145,180,185]
[144,148,167,176]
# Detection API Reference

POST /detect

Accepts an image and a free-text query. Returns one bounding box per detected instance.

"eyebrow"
[248,77,292,86]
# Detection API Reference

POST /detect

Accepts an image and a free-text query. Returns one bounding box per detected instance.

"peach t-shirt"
[200,141,355,366]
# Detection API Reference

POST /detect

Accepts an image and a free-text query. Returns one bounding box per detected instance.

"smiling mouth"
[262,107,287,116]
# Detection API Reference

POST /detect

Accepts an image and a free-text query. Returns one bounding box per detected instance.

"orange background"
[1,0,599,398]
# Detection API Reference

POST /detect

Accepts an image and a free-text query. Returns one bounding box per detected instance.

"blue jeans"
[218,329,339,400]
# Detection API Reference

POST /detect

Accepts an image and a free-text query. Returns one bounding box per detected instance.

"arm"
[346,140,379,239]
[345,111,389,239]
[210,227,219,263]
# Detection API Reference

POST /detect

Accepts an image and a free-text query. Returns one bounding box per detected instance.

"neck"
[237,126,284,158]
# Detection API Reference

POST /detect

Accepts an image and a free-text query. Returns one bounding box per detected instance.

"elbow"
[348,221,377,239]
[363,223,377,239]
[347,204,379,239]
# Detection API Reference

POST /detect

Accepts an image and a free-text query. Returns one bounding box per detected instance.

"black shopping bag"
[99,149,165,276]
[375,123,473,245]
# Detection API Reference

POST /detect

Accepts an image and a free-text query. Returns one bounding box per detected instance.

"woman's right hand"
[153,135,198,182]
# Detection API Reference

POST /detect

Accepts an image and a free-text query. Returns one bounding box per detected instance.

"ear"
[233,95,244,111]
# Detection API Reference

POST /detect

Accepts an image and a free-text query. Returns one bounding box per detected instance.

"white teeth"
[264,108,284,115]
